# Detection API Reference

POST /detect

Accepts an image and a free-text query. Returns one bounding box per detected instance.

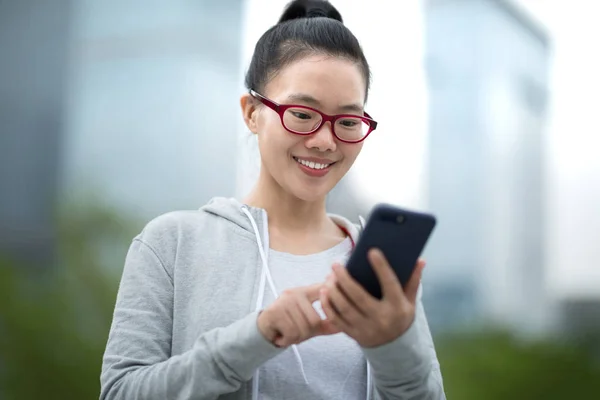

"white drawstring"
[241,206,310,400]
[366,363,372,400]
[242,207,279,312]
[358,215,366,231]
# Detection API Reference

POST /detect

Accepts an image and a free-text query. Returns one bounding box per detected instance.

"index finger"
[367,248,403,302]
[302,283,325,302]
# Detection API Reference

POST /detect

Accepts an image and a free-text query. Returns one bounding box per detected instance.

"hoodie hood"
[202,197,257,232]
[202,197,363,242]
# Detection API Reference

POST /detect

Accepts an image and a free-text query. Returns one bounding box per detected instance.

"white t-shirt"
[258,237,368,400]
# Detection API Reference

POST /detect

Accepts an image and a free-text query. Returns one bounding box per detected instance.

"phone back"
[346,204,436,300]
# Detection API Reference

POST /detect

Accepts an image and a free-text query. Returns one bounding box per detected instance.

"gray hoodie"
[100,197,445,400]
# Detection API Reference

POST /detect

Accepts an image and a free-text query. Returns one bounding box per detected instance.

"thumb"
[316,319,341,336]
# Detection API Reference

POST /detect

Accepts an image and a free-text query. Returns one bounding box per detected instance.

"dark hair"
[244,0,371,101]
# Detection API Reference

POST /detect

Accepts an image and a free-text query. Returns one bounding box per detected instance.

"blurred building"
[62,0,244,219]
[423,0,550,334]
[0,0,72,266]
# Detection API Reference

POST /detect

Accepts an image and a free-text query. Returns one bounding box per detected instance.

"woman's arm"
[362,288,446,400]
[319,250,446,400]
[100,239,282,400]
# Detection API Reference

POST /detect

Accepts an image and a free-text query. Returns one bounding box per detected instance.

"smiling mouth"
[292,156,335,170]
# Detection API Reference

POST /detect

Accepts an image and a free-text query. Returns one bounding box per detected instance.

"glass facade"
[0,0,72,264]
[423,0,550,333]
[63,0,244,218]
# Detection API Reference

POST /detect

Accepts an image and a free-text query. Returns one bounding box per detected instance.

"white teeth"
[294,157,331,170]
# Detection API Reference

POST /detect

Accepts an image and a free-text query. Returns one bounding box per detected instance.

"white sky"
[519,0,600,299]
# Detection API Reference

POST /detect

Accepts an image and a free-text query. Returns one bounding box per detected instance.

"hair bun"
[278,0,343,24]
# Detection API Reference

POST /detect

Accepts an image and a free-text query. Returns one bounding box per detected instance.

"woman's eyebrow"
[285,93,363,113]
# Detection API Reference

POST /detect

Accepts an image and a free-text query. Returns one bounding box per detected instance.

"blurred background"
[1,0,599,398]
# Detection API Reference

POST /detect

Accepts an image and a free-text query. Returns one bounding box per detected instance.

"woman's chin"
[276,168,343,202]
[289,182,333,203]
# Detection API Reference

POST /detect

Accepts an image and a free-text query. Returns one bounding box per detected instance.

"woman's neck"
[244,177,328,232]
[243,169,346,254]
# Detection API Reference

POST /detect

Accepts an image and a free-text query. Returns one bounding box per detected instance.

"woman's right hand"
[257,283,340,348]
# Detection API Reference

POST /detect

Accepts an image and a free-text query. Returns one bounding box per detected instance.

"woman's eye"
[339,119,358,127]
[292,112,311,120]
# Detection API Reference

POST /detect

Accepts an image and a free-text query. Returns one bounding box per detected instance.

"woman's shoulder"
[138,209,206,242]
[133,196,254,254]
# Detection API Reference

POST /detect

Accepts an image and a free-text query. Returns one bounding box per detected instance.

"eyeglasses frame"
[249,89,377,144]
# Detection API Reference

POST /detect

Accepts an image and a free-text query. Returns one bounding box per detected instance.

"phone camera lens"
[396,215,406,224]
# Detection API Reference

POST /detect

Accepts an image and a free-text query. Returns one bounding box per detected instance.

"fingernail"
[368,248,381,259]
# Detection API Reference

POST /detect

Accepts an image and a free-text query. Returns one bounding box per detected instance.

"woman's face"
[243,54,367,202]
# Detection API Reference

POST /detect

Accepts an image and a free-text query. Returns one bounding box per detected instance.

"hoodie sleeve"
[100,238,283,400]
[362,285,446,400]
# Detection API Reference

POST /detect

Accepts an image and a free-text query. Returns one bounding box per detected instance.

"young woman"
[100,1,445,399]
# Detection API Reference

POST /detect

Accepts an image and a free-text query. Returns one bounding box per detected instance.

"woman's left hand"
[320,248,425,348]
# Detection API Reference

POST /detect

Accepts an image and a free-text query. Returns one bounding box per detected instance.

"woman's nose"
[305,121,337,152]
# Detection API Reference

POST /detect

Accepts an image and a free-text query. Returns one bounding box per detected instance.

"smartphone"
[345,204,437,300]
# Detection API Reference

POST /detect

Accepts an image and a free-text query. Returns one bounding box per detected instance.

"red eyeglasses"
[249,90,377,144]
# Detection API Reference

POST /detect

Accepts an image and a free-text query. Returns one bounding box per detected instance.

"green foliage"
[436,330,600,399]
[0,200,142,400]
[1,199,599,399]
[0,262,104,398]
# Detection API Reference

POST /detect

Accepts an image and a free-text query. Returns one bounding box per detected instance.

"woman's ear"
[240,93,259,134]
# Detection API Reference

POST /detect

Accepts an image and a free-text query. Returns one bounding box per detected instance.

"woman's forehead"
[265,56,366,107]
